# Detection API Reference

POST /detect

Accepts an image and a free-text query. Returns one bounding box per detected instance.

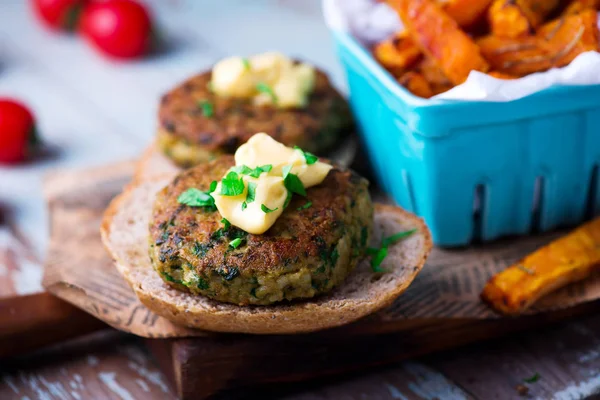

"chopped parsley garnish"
[177,188,215,209]
[232,165,252,175]
[382,228,417,247]
[368,229,416,273]
[370,247,388,273]
[221,218,231,229]
[220,171,245,196]
[209,180,217,193]
[282,165,306,196]
[242,58,251,70]
[256,82,278,103]
[229,237,243,249]
[294,146,318,165]
[524,373,540,384]
[250,164,272,177]
[241,201,247,211]
[297,201,312,210]
[232,164,272,178]
[198,100,214,118]
[246,182,257,204]
[261,204,278,213]
[284,191,292,208]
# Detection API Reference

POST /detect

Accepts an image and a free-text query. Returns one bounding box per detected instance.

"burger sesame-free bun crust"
[101,182,431,334]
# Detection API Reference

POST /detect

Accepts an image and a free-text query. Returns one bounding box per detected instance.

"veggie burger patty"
[157,69,354,167]
[149,155,373,306]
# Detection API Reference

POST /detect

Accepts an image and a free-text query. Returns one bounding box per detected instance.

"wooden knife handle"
[0,292,106,358]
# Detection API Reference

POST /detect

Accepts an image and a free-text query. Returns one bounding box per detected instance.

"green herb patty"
[148,155,373,306]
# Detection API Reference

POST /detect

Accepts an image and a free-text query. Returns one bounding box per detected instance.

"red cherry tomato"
[0,99,38,164]
[80,0,153,59]
[32,0,87,31]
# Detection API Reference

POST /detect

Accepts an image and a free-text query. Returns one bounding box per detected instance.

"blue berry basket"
[332,31,600,246]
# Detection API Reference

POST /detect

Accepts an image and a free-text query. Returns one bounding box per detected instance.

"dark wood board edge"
[0,292,106,358]
[145,300,600,399]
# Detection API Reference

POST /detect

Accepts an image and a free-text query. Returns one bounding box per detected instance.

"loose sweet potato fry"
[441,0,494,28]
[387,0,490,84]
[488,0,562,38]
[564,0,600,15]
[398,71,434,98]
[482,217,600,315]
[478,10,600,76]
[487,70,518,79]
[372,32,423,73]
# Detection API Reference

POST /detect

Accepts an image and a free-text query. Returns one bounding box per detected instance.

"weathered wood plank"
[0,332,176,400]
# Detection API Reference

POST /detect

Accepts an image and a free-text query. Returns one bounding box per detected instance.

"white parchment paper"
[323,0,600,101]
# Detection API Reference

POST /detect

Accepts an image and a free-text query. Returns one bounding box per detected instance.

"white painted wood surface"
[0,0,344,294]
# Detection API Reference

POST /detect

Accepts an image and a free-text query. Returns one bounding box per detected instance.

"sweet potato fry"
[488,0,562,38]
[487,70,518,79]
[564,0,600,15]
[478,10,600,76]
[441,0,494,28]
[482,217,600,315]
[415,57,454,94]
[372,32,423,73]
[387,0,490,84]
[398,71,434,98]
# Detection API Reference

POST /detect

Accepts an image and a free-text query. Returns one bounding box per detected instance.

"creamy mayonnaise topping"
[213,133,332,234]
[211,52,316,109]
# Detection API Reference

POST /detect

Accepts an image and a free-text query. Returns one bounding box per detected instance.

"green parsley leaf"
[198,100,214,118]
[241,201,247,211]
[382,228,417,247]
[220,171,245,196]
[261,204,278,213]
[232,164,272,178]
[524,373,540,384]
[177,188,215,208]
[232,165,253,175]
[284,191,292,208]
[282,165,306,196]
[221,218,231,230]
[248,164,272,178]
[246,182,257,204]
[256,82,278,104]
[371,247,388,273]
[209,181,217,193]
[242,58,251,70]
[229,237,243,249]
[366,247,380,256]
[294,146,318,165]
[297,201,312,210]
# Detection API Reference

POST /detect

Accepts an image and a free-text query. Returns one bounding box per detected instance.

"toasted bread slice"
[134,134,359,183]
[101,172,431,334]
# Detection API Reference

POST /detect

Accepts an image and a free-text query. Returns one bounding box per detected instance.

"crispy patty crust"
[157,69,354,167]
[149,156,373,306]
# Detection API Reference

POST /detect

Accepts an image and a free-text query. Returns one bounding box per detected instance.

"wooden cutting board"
[3,160,597,399]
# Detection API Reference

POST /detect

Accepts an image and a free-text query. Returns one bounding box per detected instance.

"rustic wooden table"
[1,0,600,399]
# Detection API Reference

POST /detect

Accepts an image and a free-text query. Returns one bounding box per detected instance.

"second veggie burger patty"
[157,69,354,167]
[149,156,373,306]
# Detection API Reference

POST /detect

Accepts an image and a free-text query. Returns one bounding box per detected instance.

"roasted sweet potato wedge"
[398,71,434,98]
[441,0,494,28]
[488,0,562,38]
[564,0,600,15]
[482,217,600,315]
[478,10,600,76]
[487,70,518,79]
[373,32,423,73]
[387,0,490,84]
[415,57,454,94]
